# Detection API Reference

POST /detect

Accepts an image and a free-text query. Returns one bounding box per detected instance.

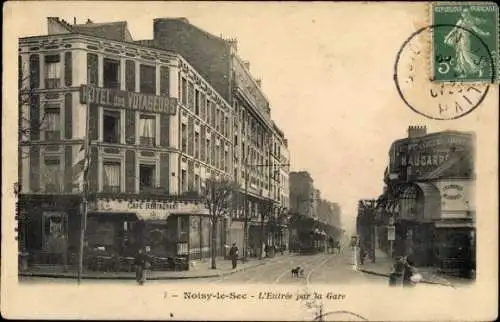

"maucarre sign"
[388,132,474,180]
[80,85,177,115]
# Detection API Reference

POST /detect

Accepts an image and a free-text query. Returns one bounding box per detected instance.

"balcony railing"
[45,131,61,141]
[44,183,62,193]
[45,78,61,89]
[140,186,165,195]
[140,136,156,146]
[103,81,121,90]
[103,185,121,193]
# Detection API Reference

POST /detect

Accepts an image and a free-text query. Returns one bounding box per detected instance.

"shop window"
[42,212,68,253]
[103,110,121,143]
[42,158,62,192]
[44,54,61,89]
[139,114,156,146]
[103,58,120,89]
[181,123,187,153]
[140,64,156,94]
[44,106,61,141]
[103,161,121,193]
[139,164,156,191]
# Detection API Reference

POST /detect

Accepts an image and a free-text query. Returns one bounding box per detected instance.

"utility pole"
[77,81,91,285]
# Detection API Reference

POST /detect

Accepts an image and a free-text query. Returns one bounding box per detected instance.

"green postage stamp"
[431,2,499,82]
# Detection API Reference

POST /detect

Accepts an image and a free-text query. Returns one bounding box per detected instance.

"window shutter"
[64,93,72,139]
[125,110,135,145]
[125,150,136,193]
[160,66,170,96]
[88,146,99,193]
[30,94,40,140]
[64,52,72,87]
[87,53,98,86]
[160,114,170,147]
[29,145,40,192]
[160,152,170,194]
[88,103,99,140]
[64,146,72,192]
[126,60,135,92]
[29,54,40,89]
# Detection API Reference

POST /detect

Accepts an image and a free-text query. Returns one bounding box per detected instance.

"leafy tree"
[203,176,239,269]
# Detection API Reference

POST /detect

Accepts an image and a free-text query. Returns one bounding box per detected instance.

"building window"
[181,78,187,106]
[139,164,156,190]
[181,123,187,153]
[206,139,211,164]
[194,132,200,159]
[194,174,200,193]
[103,58,120,89]
[187,82,194,111]
[45,54,61,89]
[103,161,121,193]
[181,169,187,193]
[42,158,61,192]
[140,65,156,94]
[103,110,121,143]
[139,114,156,146]
[44,107,61,141]
[195,89,200,115]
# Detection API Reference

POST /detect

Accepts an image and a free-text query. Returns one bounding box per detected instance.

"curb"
[357,268,455,287]
[19,260,270,281]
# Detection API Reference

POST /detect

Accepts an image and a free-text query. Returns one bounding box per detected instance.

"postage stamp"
[431,2,499,83]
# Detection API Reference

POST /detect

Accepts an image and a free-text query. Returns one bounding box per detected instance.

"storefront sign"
[80,85,177,115]
[388,132,474,180]
[91,198,209,219]
[434,180,474,217]
[442,184,464,200]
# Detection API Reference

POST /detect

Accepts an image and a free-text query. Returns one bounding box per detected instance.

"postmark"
[394,24,494,120]
[431,2,499,83]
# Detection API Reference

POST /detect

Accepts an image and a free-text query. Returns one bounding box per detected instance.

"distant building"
[289,171,315,217]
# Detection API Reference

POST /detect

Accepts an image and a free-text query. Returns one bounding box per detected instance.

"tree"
[258,199,274,259]
[203,176,239,269]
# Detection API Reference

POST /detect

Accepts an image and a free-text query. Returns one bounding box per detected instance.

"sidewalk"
[356,248,472,287]
[19,256,278,280]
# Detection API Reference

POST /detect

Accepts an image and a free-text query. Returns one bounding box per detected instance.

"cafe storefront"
[85,197,211,271]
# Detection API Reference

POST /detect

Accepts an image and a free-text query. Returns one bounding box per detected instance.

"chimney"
[243,60,250,70]
[256,79,262,87]
[86,19,93,24]
[407,125,427,138]
[74,17,76,25]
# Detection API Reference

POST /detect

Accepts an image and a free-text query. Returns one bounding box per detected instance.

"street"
[19,249,444,287]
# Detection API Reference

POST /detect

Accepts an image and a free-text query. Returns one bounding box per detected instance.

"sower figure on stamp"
[229,243,239,269]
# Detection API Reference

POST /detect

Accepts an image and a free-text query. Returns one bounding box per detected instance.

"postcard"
[2,1,498,321]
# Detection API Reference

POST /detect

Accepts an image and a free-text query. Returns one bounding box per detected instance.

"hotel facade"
[18,18,238,265]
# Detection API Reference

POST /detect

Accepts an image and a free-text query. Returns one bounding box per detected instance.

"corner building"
[150,18,291,255]
[18,18,234,265]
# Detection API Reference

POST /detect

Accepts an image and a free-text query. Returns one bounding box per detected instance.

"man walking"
[229,243,239,269]
[134,248,148,285]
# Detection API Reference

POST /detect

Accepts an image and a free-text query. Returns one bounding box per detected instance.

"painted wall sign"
[388,132,474,180]
[442,184,464,200]
[90,198,209,218]
[434,180,474,216]
[80,85,177,115]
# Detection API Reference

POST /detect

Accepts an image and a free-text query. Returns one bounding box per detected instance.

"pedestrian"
[229,243,239,269]
[134,247,148,285]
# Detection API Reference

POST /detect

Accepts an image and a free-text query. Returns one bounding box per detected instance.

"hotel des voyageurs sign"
[388,132,474,180]
[80,85,177,115]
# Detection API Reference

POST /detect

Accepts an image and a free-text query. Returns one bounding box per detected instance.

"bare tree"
[258,199,274,259]
[203,176,239,269]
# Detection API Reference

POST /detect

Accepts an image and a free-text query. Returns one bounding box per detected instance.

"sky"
[6,1,492,234]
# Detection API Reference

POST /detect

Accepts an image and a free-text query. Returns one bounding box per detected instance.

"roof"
[72,21,133,42]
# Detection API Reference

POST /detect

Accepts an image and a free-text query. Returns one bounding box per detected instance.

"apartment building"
[18,17,234,264]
